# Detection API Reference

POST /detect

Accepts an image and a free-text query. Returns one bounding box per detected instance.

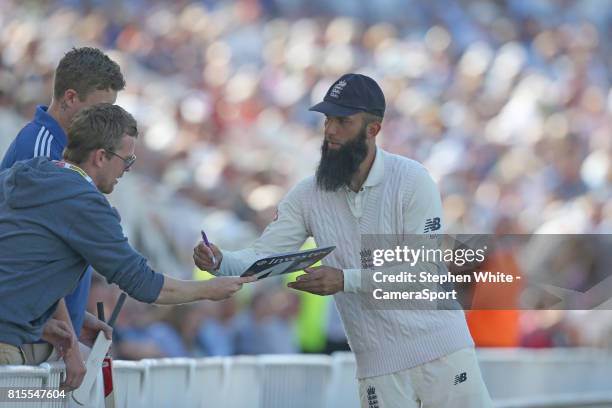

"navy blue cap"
[309,73,385,118]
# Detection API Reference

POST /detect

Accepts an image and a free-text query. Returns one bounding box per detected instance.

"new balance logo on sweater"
[423,217,441,233]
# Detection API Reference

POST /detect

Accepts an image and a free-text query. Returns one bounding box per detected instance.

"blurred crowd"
[0,0,611,358]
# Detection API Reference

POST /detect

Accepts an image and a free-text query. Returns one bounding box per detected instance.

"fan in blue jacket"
[1,47,125,342]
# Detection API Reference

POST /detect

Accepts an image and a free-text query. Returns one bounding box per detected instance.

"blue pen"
[201,230,217,266]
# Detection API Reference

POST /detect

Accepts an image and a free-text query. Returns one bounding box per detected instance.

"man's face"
[316,113,370,191]
[68,89,118,121]
[80,88,118,108]
[98,134,135,194]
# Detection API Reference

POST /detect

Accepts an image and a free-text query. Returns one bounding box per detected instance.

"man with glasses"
[0,104,253,389]
[107,151,136,171]
[0,47,125,389]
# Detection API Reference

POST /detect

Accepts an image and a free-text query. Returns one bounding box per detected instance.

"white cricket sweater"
[217,148,474,378]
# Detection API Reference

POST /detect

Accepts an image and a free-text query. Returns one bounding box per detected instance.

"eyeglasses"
[106,150,136,170]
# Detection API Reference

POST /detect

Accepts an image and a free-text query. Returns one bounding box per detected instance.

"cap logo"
[329,80,347,98]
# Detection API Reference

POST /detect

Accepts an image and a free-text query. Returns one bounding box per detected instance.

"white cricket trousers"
[359,347,493,408]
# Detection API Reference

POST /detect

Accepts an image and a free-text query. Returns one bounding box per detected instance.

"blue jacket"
[1,106,92,336]
[0,158,164,346]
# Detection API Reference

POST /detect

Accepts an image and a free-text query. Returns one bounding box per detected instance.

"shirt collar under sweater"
[344,146,384,192]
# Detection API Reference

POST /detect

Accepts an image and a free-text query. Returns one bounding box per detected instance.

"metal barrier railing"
[0,349,611,408]
[495,393,612,408]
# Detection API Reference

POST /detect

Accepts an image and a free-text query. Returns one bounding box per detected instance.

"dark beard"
[316,126,368,192]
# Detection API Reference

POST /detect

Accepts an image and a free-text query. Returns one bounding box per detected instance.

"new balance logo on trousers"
[358,348,493,407]
[454,372,467,385]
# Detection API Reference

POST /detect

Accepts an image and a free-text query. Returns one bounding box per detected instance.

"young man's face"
[65,89,118,122]
[98,134,135,194]
[77,89,118,111]
[316,112,371,191]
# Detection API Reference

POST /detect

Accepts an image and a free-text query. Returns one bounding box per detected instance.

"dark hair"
[64,103,137,164]
[53,47,125,101]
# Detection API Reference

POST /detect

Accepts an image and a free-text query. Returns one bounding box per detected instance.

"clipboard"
[240,246,335,280]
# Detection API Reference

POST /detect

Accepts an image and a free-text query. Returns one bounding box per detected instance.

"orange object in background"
[467,310,520,347]
[466,250,523,347]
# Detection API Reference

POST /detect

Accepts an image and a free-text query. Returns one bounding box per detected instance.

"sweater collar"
[33,105,67,147]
